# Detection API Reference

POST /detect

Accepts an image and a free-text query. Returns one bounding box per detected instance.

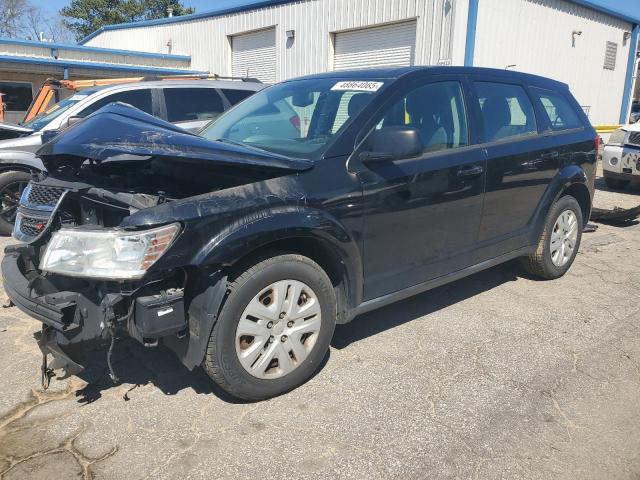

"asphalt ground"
[0,167,638,479]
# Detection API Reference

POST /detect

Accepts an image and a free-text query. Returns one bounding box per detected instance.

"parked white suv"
[602,123,640,189]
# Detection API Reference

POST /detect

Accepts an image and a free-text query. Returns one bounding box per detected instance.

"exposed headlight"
[40,223,180,280]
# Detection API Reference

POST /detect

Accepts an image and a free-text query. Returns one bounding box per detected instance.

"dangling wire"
[107,328,119,384]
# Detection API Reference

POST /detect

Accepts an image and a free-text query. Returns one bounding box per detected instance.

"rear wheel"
[522,195,583,280]
[203,254,336,401]
[604,177,630,190]
[0,170,30,236]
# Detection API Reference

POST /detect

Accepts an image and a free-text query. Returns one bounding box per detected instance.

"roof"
[0,55,205,75]
[80,0,640,44]
[94,79,265,91]
[290,66,569,87]
[44,79,265,100]
[0,37,190,61]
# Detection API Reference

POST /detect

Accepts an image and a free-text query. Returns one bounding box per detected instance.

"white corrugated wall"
[84,0,464,81]
[473,0,633,125]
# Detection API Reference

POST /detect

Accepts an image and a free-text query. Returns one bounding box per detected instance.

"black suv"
[2,67,597,401]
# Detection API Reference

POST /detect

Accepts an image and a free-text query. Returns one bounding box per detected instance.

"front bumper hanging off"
[1,244,188,388]
[2,244,109,387]
[36,326,86,388]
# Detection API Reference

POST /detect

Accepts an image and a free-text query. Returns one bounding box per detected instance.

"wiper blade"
[216,138,270,154]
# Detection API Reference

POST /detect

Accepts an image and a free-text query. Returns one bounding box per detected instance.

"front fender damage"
[163,270,228,370]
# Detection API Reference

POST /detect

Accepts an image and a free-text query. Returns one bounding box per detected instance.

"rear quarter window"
[532,88,582,131]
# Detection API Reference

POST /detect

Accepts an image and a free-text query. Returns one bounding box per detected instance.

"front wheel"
[203,254,336,401]
[0,170,30,236]
[522,195,583,280]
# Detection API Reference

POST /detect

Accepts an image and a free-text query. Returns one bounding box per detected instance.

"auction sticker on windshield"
[331,81,384,92]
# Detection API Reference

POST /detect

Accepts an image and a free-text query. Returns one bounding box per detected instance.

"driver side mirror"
[65,116,83,128]
[360,126,423,162]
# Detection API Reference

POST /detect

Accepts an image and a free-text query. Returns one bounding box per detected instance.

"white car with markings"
[602,123,640,189]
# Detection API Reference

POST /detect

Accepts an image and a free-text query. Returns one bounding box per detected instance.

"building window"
[603,41,618,70]
[0,82,33,112]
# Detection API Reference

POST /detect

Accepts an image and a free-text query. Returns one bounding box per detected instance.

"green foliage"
[61,0,195,41]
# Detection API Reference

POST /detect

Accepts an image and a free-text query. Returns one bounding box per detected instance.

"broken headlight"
[40,223,180,280]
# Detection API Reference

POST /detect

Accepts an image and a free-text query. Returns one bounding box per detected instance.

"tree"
[142,0,195,20]
[61,0,195,42]
[23,4,75,43]
[0,0,31,38]
[0,0,74,43]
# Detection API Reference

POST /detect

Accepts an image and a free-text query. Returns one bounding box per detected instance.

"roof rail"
[140,74,262,83]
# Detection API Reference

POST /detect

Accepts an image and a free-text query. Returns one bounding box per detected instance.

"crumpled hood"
[36,102,313,172]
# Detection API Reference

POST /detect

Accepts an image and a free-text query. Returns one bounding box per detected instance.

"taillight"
[594,135,601,152]
[289,115,301,131]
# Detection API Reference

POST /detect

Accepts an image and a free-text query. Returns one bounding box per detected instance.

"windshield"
[23,93,89,130]
[200,78,385,160]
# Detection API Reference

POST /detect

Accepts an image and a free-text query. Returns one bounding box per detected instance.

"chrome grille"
[27,184,66,207]
[627,132,640,147]
[18,215,48,237]
[13,183,68,242]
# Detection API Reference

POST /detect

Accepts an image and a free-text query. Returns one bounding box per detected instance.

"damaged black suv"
[2,67,597,400]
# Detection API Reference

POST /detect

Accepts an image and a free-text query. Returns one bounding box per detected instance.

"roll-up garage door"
[231,28,276,83]
[333,21,417,71]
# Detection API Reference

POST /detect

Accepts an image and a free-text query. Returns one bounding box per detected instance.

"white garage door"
[333,21,417,71]
[231,28,276,83]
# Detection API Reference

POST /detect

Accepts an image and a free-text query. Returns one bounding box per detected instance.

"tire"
[604,177,630,190]
[203,254,336,401]
[0,170,30,236]
[522,195,583,280]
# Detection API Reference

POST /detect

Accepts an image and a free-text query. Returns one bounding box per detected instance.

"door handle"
[457,165,484,179]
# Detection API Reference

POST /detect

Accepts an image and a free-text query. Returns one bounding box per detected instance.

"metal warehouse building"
[81,0,639,125]
[0,37,202,123]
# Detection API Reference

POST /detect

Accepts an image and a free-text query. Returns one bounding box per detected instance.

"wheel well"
[226,237,353,322]
[561,183,591,225]
[0,165,37,175]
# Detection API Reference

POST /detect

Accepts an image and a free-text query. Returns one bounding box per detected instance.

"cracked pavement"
[0,172,639,479]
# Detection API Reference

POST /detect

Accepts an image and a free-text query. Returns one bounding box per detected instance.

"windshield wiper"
[216,138,271,154]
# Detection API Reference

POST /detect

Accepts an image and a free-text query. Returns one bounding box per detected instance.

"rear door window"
[79,89,153,117]
[474,82,537,142]
[164,87,225,123]
[531,88,582,131]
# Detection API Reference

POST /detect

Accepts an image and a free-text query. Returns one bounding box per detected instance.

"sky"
[33,0,640,24]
